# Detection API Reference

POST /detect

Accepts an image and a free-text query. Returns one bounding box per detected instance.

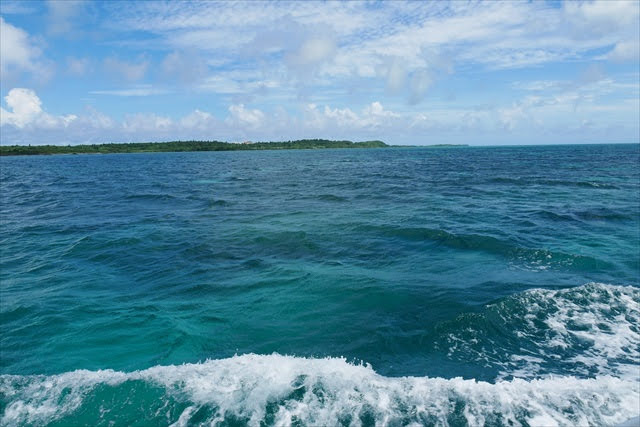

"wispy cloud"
[46,0,86,37]
[1,1,638,145]
[90,85,170,97]
[0,1,38,15]
[67,57,91,76]
[100,1,639,100]
[103,56,150,82]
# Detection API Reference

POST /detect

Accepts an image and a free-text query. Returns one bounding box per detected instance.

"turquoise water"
[1,144,639,425]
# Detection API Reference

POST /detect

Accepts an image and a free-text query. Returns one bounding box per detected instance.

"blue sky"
[0,0,638,145]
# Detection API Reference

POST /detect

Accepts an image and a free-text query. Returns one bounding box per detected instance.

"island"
[0,139,388,156]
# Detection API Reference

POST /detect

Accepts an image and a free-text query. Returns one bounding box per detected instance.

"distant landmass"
[0,140,473,156]
[0,139,389,156]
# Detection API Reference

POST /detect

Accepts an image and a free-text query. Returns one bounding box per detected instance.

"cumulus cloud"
[227,104,265,128]
[304,101,400,132]
[180,109,216,130]
[0,88,42,127]
[2,90,404,143]
[75,106,116,129]
[0,17,50,83]
[122,113,173,133]
[361,101,401,127]
[498,103,528,131]
[1,86,637,146]
[0,88,76,128]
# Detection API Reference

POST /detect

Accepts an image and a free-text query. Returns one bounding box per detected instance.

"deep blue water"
[1,144,639,426]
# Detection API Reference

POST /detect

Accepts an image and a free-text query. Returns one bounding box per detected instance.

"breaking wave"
[1,283,638,426]
[1,355,638,427]
[435,283,639,381]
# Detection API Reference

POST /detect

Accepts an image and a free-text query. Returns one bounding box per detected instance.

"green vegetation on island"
[0,139,388,156]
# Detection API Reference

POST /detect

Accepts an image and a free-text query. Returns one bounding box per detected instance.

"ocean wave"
[359,225,610,271]
[2,283,638,426]
[488,177,620,189]
[208,199,232,207]
[435,283,640,380]
[526,207,638,225]
[124,193,178,202]
[316,194,349,202]
[1,355,638,427]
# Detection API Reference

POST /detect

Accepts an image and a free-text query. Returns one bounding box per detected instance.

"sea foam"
[438,283,640,380]
[2,354,638,426]
[2,283,638,426]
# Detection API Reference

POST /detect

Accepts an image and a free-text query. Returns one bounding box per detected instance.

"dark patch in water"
[317,194,349,202]
[208,199,231,207]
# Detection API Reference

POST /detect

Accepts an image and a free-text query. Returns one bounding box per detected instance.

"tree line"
[0,139,388,156]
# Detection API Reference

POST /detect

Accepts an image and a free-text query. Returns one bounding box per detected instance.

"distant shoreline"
[0,139,384,156]
[0,140,469,156]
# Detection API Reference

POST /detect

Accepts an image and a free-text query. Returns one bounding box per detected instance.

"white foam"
[513,283,639,378]
[440,282,639,380]
[2,353,639,426]
[3,283,638,426]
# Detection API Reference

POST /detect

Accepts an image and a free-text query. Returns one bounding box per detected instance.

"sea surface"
[1,144,639,426]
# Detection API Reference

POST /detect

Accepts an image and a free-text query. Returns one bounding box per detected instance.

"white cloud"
[47,0,85,36]
[76,107,116,129]
[606,40,640,62]
[197,70,279,97]
[122,113,173,133]
[241,17,339,91]
[0,1,37,14]
[227,104,265,128]
[512,80,565,92]
[1,82,637,146]
[498,103,528,131]
[0,88,76,128]
[409,70,433,105]
[67,57,90,76]
[90,85,170,97]
[95,0,640,105]
[2,91,403,143]
[180,109,216,131]
[161,51,208,84]
[287,38,336,67]
[0,88,42,127]
[564,0,639,37]
[0,17,48,82]
[361,101,401,127]
[383,58,407,93]
[303,101,400,132]
[104,56,149,82]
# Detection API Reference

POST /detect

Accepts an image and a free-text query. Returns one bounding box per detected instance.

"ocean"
[1,144,638,426]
